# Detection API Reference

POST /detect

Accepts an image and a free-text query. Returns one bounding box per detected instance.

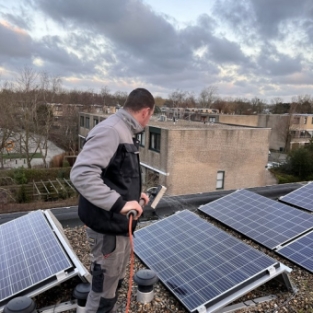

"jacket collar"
[116,108,144,135]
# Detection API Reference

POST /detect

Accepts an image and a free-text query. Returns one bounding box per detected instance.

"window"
[80,116,84,127]
[93,118,99,127]
[311,117,313,124]
[216,171,225,189]
[136,132,145,147]
[209,117,216,123]
[304,117,307,124]
[85,117,90,129]
[149,127,161,152]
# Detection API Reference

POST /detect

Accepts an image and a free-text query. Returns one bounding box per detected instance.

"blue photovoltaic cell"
[134,210,279,313]
[278,231,313,273]
[0,211,72,305]
[279,182,313,212]
[198,189,313,249]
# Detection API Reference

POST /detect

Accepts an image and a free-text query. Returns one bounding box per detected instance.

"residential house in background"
[78,112,108,149]
[47,103,119,129]
[77,112,272,196]
[288,114,313,150]
[161,107,219,123]
[219,113,313,151]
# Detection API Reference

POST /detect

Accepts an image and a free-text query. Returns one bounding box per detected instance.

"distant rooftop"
[148,118,261,130]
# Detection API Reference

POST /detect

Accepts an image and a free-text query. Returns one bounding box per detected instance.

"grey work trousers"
[85,227,131,313]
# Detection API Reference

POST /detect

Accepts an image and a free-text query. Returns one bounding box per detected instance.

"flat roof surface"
[148,118,264,130]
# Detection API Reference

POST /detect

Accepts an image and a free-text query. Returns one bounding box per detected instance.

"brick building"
[78,113,271,196]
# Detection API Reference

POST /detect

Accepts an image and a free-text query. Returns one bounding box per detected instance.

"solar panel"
[134,210,289,313]
[198,189,313,250]
[0,210,73,306]
[279,182,313,212]
[277,231,313,273]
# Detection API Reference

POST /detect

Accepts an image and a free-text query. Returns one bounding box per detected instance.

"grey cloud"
[2,13,31,31]
[33,1,244,84]
[0,23,32,59]
[33,35,97,77]
[256,45,302,76]
[213,0,257,41]
[207,37,247,64]
[213,0,312,42]
[4,0,311,100]
[34,1,191,72]
[276,72,313,85]
[250,0,311,38]
[263,56,301,76]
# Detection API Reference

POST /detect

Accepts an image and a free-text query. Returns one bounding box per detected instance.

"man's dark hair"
[123,88,155,112]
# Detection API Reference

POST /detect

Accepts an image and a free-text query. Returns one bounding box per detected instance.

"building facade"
[219,113,313,152]
[139,120,270,195]
[77,113,271,196]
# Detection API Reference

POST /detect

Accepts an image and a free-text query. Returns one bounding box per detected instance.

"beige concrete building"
[77,112,272,196]
[288,114,313,150]
[219,113,313,152]
[219,114,289,151]
[139,120,271,195]
[78,112,108,149]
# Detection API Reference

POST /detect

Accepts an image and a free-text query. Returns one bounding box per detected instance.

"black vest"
[78,140,141,235]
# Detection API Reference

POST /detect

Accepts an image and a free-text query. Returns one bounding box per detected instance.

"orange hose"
[125,215,135,313]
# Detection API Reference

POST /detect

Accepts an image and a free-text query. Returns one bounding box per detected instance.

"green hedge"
[0,167,72,185]
[270,169,300,184]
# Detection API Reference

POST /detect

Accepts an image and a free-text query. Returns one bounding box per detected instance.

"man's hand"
[140,192,149,206]
[120,201,143,220]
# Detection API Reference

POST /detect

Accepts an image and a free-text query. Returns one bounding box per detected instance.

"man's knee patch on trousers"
[99,296,117,313]
[92,263,105,293]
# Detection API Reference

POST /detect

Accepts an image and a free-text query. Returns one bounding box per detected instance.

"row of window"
[137,127,161,152]
[80,116,99,129]
[293,117,313,125]
[79,118,161,152]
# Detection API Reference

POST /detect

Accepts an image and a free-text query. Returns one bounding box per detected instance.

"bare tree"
[233,98,251,115]
[198,86,218,108]
[250,97,265,114]
[113,91,127,107]
[293,95,313,113]
[212,98,227,113]
[270,97,289,114]
[14,68,58,168]
[168,89,186,108]
[100,86,111,106]
[0,82,17,168]
[185,91,196,108]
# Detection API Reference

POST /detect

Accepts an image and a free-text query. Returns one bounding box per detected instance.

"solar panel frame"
[0,210,74,307]
[279,182,313,212]
[134,210,286,313]
[44,210,91,283]
[198,189,313,249]
[277,230,313,273]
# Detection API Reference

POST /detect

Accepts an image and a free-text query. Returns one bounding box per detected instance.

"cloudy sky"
[0,0,312,101]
